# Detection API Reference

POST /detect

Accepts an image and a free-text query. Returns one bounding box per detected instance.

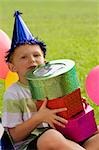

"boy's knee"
[37,137,64,150]
[37,129,66,150]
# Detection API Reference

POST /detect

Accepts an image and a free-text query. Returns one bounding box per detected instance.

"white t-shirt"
[2,81,48,149]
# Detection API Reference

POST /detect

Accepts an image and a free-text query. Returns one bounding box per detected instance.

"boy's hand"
[37,100,68,129]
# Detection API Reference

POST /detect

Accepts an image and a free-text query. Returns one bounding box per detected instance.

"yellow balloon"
[5,71,19,89]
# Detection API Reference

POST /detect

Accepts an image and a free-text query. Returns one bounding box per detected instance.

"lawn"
[0,0,99,123]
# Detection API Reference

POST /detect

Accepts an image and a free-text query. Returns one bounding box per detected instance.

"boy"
[2,11,99,150]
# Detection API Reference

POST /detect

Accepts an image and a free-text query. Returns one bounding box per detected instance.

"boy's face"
[8,44,45,83]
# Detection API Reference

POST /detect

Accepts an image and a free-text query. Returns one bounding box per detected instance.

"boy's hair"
[5,39,47,63]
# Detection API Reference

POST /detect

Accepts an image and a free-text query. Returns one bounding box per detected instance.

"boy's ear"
[8,63,17,72]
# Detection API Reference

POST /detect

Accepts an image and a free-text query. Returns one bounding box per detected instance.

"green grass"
[0,0,99,123]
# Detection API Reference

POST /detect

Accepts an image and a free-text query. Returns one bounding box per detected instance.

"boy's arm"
[9,112,43,142]
[9,100,67,142]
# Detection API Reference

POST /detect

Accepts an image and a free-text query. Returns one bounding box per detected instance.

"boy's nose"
[29,55,35,63]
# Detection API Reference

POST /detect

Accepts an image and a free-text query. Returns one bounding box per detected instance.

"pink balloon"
[86,65,99,105]
[0,29,11,79]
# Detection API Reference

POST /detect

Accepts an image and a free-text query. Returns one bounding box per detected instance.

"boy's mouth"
[27,65,37,70]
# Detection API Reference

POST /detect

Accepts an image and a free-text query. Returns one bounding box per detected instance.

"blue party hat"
[6,11,46,62]
[11,11,40,50]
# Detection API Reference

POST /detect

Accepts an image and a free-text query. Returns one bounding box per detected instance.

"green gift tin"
[26,59,80,100]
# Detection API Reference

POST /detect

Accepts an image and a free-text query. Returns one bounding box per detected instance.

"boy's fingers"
[40,99,48,108]
[55,116,68,124]
[53,120,66,128]
[53,107,67,113]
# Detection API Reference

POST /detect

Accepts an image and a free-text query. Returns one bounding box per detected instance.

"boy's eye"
[34,54,40,57]
[21,56,27,59]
